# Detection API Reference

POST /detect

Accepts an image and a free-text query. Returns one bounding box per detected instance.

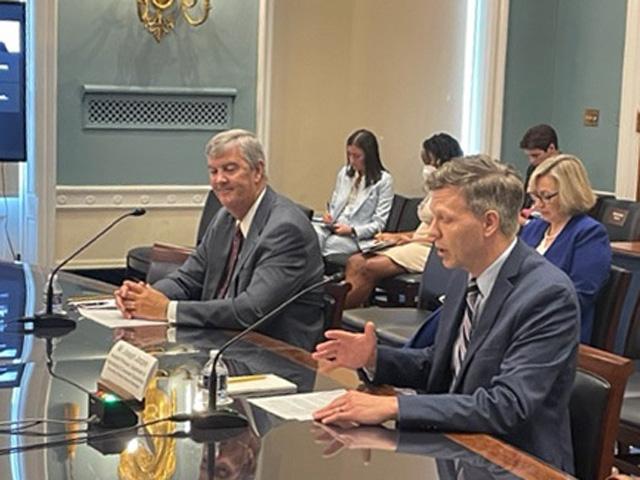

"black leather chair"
[615,292,640,474]
[145,243,194,284]
[572,345,632,480]
[590,266,631,351]
[322,280,352,330]
[599,198,640,241]
[125,191,222,281]
[341,248,456,346]
[588,193,615,222]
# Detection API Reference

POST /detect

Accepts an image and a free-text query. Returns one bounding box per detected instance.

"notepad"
[228,373,297,397]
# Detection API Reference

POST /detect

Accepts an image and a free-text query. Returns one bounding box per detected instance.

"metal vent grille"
[82,87,236,131]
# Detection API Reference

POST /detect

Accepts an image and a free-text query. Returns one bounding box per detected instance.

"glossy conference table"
[0,266,574,479]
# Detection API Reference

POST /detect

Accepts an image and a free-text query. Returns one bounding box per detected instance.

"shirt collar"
[472,237,518,300]
[238,187,267,237]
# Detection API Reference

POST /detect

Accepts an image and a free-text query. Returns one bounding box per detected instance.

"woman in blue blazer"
[520,154,611,343]
[315,129,393,257]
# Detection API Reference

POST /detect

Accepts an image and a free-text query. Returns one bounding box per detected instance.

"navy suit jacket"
[520,214,611,343]
[372,240,580,473]
[154,187,325,351]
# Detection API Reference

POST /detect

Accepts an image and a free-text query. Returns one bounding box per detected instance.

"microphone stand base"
[18,313,76,337]
[190,409,249,431]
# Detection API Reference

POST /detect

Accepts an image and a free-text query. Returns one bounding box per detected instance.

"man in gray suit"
[313,156,579,473]
[115,129,325,351]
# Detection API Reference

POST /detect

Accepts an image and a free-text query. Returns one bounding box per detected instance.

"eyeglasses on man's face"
[528,191,559,203]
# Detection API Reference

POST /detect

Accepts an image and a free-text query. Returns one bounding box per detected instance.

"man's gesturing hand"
[312,321,377,371]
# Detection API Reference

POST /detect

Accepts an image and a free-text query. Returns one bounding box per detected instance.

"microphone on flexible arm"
[190,271,346,432]
[18,208,147,335]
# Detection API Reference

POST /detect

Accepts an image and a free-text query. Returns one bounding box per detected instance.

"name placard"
[99,340,158,401]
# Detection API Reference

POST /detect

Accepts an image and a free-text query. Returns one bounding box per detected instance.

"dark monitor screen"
[0,260,25,323]
[0,2,26,162]
[0,261,26,361]
[0,364,23,388]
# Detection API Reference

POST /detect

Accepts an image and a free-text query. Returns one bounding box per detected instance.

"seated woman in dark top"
[520,154,611,343]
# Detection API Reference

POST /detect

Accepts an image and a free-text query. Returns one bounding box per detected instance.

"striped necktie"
[452,279,481,378]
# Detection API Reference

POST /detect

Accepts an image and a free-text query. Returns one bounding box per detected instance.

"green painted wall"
[502,0,626,192]
[501,0,558,170]
[57,0,259,185]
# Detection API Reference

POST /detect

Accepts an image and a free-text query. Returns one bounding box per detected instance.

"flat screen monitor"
[0,2,26,162]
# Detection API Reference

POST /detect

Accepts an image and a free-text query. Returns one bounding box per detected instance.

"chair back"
[395,197,422,232]
[146,243,194,284]
[571,345,633,480]
[323,281,352,330]
[295,203,314,220]
[591,266,631,351]
[384,195,409,232]
[624,293,640,359]
[417,248,457,310]
[196,191,223,245]
[588,194,615,222]
[599,198,640,241]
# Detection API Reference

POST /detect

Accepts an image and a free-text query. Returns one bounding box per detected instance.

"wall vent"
[82,86,236,131]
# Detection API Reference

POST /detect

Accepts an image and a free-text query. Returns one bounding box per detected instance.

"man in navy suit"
[313,155,579,473]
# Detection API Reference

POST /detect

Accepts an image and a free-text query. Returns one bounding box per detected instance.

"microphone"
[191,271,346,431]
[19,208,147,332]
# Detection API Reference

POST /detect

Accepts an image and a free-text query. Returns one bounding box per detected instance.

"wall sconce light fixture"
[137,0,211,43]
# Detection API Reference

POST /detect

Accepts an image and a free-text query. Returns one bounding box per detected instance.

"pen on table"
[228,374,268,384]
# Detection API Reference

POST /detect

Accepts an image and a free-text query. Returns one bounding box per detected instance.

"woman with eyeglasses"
[520,154,611,343]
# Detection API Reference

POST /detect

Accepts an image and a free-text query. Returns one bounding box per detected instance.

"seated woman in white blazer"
[315,129,394,257]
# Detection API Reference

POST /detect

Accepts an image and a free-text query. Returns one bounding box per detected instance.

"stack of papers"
[228,373,297,397]
[77,306,161,328]
[248,389,346,421]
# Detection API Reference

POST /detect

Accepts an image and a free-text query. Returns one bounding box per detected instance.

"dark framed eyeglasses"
[528,191,559,203]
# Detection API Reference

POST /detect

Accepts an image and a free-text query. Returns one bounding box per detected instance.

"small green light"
[102,393,120,403]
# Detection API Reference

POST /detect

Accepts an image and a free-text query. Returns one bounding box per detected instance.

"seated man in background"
[313,156,580,473]
[519,123,559,210]
[114,129,325,351]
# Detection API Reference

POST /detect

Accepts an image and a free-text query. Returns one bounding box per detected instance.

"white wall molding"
[255,0,274,164]
[56,185,210,210]
[26,0,58,268]
[483,0,510,159]
[616,0,640,200]
[461,0,509,157]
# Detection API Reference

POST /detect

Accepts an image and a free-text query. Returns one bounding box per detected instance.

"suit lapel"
[428,271,467,392]
[229,187,274,292]
[205,213,235,299]
[450,241,527,391]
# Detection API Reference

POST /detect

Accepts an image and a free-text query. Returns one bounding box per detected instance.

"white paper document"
[78,307,162,329]
[228,373,297,397]
[248,389,346,421]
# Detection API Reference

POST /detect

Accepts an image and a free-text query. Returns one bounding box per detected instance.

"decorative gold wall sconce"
[137,0,211,42]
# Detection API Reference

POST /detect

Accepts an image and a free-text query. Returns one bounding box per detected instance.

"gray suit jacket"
[373,240,579,473]
[154,187,325,351]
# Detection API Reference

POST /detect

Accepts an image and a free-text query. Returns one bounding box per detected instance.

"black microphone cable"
[0,412,210,456]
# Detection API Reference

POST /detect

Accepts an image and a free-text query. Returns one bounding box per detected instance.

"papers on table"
[228,373,297,397]
[248,389,346,421]
[77,307,162,329]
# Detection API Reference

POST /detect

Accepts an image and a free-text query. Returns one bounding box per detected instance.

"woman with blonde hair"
[520,154,611,343]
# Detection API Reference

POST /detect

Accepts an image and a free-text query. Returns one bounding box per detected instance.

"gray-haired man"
[115,129,325,351]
